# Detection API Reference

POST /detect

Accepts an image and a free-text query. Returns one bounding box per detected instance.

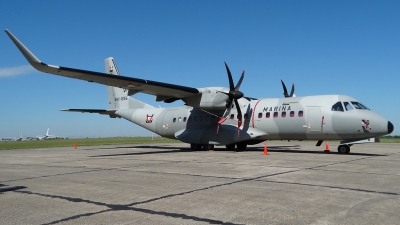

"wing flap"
[5,29,199,99]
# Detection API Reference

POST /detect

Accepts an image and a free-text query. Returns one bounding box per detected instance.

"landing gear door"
[307,107,322,132]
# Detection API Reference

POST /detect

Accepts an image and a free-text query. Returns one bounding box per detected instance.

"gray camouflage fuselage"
[115,94,390,146]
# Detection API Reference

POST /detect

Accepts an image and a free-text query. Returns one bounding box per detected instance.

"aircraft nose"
[388,121,394,134]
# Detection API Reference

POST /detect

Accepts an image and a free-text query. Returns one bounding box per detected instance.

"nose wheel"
[337,145,350,154]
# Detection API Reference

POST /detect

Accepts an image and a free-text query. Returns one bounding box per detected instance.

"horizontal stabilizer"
[61,109,120,118]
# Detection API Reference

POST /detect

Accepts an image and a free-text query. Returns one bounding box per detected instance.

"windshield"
[343,102,354,111]
[331,101,344,112]
[351,101,369,110]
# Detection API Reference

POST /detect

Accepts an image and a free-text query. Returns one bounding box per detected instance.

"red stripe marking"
[251,99,262,128]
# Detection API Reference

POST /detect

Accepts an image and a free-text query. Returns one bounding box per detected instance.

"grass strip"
[0,137,179,150]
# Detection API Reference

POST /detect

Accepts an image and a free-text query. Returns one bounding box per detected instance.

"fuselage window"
[351,101,369,110]
[178,117,182,122]
[188,116,192,122]
[331,102,344,111]
[258,112,263,118]
[205,116,209,121]
[199,116,203,121]
[290,111,295,117]
[230,114,234,119]
[266,112,270,118]
[282,111,286,118]
[194,116,198,122]
[273,112,278,118]
[298,111,303,117]
[183,117,187,122]
[173,118,176,123]
[343,102,354,111]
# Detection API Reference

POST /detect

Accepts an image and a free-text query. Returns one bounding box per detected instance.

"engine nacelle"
[182,87,229,109]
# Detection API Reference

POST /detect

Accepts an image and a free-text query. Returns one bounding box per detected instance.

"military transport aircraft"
[5,30,394,153]
[36,128,55,140]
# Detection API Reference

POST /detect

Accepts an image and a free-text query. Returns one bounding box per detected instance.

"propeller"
[217,62,246,136]
[281,80,295,98]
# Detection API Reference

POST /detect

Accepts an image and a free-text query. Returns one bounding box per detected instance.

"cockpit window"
[351,101,369,110]
[343,102,354,111]
[331,102,344,112]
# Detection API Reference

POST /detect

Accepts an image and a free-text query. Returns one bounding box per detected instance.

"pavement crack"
[258,180,399,196]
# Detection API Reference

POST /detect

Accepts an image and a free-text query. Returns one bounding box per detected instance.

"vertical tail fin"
[105,57,154,109]
[105,57,127,109]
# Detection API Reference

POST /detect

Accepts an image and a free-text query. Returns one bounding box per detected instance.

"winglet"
[5,29,61,74]
[4,29,42,67]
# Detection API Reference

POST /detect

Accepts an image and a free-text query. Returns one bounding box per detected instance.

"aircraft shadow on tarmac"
[90,145,387,157]
[0,183,26,194]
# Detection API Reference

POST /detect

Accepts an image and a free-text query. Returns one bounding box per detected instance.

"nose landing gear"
[337,145,350,154]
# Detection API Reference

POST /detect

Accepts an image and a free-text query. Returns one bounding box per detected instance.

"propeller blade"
[281,80,289,97]
[224,62,235,90]
[217,101,234,134]
[234,70,245,91]
[234,99,242,137]
[289,83,295,97]
[216,117,227,134]
[219,62,247,136]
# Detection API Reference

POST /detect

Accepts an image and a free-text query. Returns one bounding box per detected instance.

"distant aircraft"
[5,29,394,153]
[36,128,55,140]
[15,132,23,141]
[2,132,24,141]
[1,137,13,141]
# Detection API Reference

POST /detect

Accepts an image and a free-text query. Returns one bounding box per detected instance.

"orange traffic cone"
[74,142,77,149]
[263,142,269,155]
[324,141,330,152]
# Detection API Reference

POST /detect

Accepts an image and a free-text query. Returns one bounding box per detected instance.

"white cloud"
[0,65,35,77]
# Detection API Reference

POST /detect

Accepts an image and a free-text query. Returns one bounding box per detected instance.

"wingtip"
[5,29,42,66]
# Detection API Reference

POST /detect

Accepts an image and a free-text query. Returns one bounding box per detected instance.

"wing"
[5,30,199,99]
[61,109,120,118]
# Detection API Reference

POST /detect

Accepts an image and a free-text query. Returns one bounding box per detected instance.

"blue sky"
[1,1,399,138]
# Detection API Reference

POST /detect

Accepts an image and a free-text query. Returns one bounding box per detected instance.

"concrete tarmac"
[0,141,399,225]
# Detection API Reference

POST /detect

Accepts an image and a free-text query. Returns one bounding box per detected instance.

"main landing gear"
[225,143,247,151]
[337,145,351,154]
[190,143,248,151]
[190,144,214,151]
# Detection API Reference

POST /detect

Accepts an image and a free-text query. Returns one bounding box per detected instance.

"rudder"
[105,57,154,109]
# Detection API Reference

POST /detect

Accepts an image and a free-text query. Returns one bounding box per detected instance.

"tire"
[236,143,247,151]
[190,144,202,150]
[202,144,214,150]
[337,145,350,154]
[226,144,235,150]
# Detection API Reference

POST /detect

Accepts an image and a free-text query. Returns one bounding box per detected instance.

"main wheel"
[337,145,350,154]
[190,144,202,150]
[236,143,248,151]
[202,144,214,150]
[226,144,235,150]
